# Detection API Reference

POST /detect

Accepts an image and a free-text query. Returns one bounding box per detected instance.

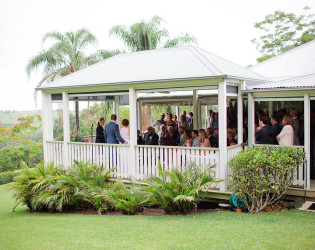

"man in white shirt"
[178,126,186,146]
[205,110,213,129]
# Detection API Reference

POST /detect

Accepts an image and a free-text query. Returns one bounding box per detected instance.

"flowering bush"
[228,146,305,213]
[56,129,89,142]
[0,115,42,157]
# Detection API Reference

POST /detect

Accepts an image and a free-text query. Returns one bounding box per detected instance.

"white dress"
[120,127,130,143]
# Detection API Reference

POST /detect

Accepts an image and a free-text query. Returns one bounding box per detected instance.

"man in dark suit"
[269,115,282,145]
[290,109,300,145]
[255,114,272,144]
[143,126,159,145]
[104,114,127,144]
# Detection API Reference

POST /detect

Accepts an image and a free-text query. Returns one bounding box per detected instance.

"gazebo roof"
[250,40,315,81]
[251,73,315,90]
[38,46,269,91]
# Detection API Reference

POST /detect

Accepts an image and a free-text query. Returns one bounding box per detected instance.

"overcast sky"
[0,0,314,111]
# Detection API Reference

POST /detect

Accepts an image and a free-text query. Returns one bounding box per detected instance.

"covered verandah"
[42,78,246,192]
[38,46,273,194]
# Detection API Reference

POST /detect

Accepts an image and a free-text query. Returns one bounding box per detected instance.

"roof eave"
[37,74,270,92]
[243,87,315,93]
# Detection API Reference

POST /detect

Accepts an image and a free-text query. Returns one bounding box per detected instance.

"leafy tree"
[26,29,120,131]
[109,15,197,52]
[251,6,315,63]
[0,115,43,165]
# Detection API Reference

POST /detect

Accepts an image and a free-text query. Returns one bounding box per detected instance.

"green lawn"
[1,184,314,249]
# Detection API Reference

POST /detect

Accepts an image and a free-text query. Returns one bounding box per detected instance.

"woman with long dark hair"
[95,118,105,143]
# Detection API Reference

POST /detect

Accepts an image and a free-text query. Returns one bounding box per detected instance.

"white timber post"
[176,105,179,119]
[113,95,120,126]
[42,92,53,165]
[304,94,311,190]
[205,105,208,128]
[62,92,70,168]
[247,92,255,147]
[193,90,198,129]
[137,101,142,134]
[237,81,244,144]
[218,81,227,191]
[129,87,137,180]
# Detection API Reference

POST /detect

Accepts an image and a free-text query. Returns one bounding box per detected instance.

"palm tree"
[109,16,197,123]
[109,16,197,52]
[26,29,120,131]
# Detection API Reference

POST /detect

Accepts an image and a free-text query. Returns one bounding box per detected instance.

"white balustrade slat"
[144,147,148,177]
[139,147,144,178]
[168,148,172,170]
[148,147,152,177]
[118,147,122,178]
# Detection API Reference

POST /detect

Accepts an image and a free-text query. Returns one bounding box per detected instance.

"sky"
[0,0,314,111]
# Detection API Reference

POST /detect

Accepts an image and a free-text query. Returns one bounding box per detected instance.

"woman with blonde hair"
[276,114,294,146]
[199,129,210,147]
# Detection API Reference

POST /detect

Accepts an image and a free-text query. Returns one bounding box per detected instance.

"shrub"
[10,161,63,211]
[10,161,114,213]
[0,170,20,185]
[106,181,146,215]
[144,162,219,214]
[0,146,43,173]
[228,146,305,213]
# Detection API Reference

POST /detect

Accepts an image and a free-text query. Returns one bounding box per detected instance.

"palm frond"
[163,33,198,48]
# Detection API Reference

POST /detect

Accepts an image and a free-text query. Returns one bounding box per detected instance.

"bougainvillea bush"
[56,129,89,142]
[228,146,305,213]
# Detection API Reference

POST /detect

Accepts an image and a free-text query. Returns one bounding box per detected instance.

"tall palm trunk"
[70,63,80,132]
[75,100,80,132]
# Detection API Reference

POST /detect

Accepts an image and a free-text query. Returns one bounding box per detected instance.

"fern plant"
[106,181,146,215]
[10,161,115,213]
[10,161,64,211]
[144,161,219,214]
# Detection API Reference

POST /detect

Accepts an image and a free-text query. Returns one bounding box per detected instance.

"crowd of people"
[255,108,304,146]
[95,111,237,148]
[94,107,304,148]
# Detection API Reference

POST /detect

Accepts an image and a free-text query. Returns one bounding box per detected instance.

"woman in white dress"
[120,119,130,144]
[276,114,294,146]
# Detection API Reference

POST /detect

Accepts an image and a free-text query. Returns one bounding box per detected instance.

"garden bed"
[28,200,301,216]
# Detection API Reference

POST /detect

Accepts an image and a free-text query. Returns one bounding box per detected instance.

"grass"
[1,184,315,249]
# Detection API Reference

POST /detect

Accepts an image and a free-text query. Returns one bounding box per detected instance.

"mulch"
[28,201,299,215]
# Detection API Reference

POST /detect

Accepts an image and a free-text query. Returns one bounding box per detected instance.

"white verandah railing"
[135,145,220,180]
[45,141,306,190]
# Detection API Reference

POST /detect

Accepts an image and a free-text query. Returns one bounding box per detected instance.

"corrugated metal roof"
[250,40,315,80]
[39,46,269,90]
[253,73,315,90]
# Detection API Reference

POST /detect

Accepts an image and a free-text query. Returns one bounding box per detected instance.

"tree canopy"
[109,16,197,51]
[26,29,120,131]
[251,6,315,63]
